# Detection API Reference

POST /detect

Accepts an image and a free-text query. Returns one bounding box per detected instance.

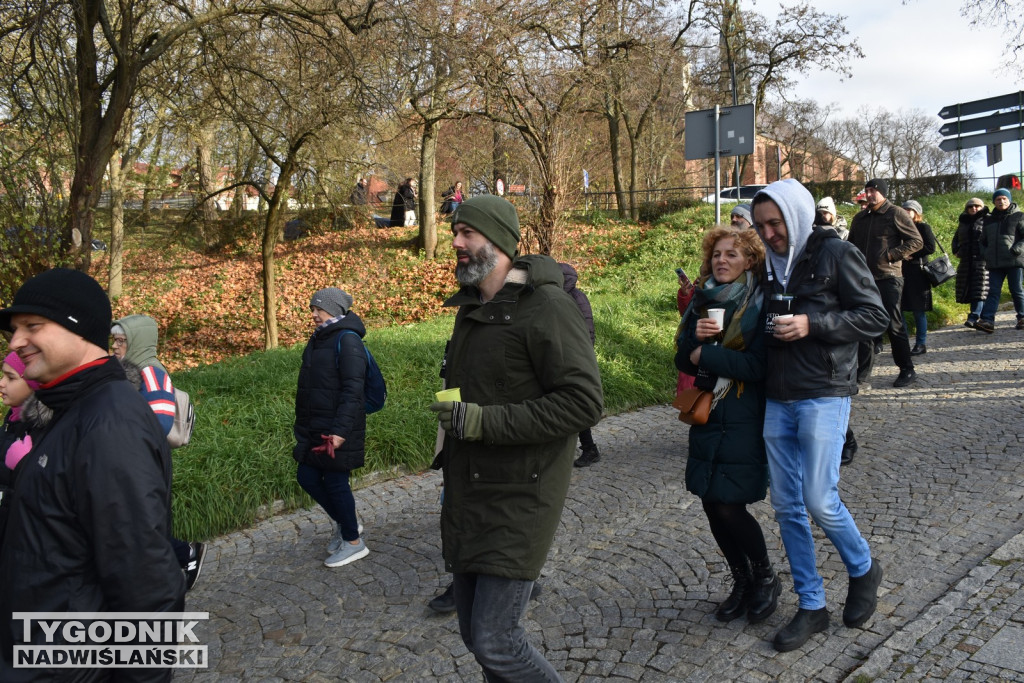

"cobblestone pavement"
[177,311,1024,682]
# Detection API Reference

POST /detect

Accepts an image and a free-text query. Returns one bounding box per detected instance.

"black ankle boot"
[747,557,781,624]
[716,559,752,622]
[772,607,829,652]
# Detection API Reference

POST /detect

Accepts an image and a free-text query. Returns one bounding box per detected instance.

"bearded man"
[428,195,603,681]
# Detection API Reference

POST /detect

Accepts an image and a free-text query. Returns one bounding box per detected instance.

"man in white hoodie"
[750,179,889,652]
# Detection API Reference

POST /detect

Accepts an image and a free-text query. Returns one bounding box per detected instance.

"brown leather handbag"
[673,387,712,425]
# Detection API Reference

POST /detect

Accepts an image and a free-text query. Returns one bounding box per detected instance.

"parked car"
[701,185,767,203]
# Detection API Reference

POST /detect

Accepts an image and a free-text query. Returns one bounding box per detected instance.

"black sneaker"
[1017,317,1024,331]
[428,584,456,613]
[185,542,207,591]
[975,320,995,333]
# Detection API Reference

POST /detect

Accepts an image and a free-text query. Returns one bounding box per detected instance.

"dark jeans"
[296,463,360,541]
[453,573,561,682]
[859,277,913,376]
[980,266,1024,322]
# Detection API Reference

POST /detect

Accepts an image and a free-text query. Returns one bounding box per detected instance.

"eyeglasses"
[111,337,127,347]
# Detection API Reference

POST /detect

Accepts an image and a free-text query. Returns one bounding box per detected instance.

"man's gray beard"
[456,243,499,286]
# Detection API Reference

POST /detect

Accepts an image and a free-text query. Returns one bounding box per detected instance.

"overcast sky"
[755,0,1023,189]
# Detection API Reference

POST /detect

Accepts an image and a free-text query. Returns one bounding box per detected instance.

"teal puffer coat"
[437,255,604,580]
[676,312,768,505]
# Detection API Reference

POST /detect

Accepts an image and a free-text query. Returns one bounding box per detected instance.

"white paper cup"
[707,308,726,328]
[775,314,794,321]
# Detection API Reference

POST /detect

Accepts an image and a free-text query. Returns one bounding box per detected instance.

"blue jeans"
[980,266,1024,322]
[296,463,360,541]
[904,310,927,346]
[763,397,872,610]
[453,573,561,682]
[967,300,984,324]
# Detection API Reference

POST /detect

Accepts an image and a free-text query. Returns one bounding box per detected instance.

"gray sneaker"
[327,521,364,554]
[325,539,369,567]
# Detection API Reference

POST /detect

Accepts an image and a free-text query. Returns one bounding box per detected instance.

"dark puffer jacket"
[438,255,603,580]
[953,207,990,304]
[980,203,1024,269]
[293,314,367,472]
[676,304,768,505]
[0,358,184,673]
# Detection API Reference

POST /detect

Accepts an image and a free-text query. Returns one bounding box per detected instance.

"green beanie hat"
[450,195,520,259]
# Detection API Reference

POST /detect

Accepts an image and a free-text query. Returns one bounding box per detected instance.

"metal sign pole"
[714,105,722,225]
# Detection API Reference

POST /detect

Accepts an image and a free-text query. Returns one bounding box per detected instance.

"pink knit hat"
[3,352,41,390]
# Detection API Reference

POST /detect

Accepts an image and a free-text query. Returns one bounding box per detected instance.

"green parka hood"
[112,314,165,372]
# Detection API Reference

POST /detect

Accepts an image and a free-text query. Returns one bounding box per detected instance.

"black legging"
[701,500,769,568]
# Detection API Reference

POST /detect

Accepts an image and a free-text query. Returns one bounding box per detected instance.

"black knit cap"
[864,178,889,198]
[0,268,112,349]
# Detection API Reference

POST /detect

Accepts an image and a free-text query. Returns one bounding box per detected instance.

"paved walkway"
[177,311,1024,682]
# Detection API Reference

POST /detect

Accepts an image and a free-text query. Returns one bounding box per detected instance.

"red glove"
[311,434,335,458]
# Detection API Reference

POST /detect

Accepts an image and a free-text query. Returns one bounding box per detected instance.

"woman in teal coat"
[675,225,780,625]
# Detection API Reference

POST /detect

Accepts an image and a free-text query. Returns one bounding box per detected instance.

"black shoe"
[574,445,600,468]
[772,608,830,652]
[873,341,883,355]
[747,558,781,624]
[1017,317,1024,331]
[185,542,207,592]
[975,320,995,333]
[428,584,456,613]
[715,560,752,622]
[893,368,917,388]
[909,344,926,356]
[844,560,883,628]
[964,319,976,329]
[840,441,857,466]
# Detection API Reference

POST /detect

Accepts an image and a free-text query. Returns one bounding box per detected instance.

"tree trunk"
[108,156,125,297]
[195,124,219,243]
[605,100,627,218]
[261,158,297,350]
[418,119,440,258]
[142,126,165,226]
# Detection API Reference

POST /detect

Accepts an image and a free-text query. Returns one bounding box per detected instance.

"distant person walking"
[390,178,417,227]
[294,287,370,568]
[899,200,937,355]
[952,197,990,328]
[848,178,923,387]
[975,188,1024,332]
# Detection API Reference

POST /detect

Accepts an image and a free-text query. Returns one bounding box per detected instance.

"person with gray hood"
[750,179,888,652]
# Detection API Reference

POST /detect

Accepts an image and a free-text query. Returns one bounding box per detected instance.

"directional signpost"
[938,92,1024,184]
[686,103,755,224]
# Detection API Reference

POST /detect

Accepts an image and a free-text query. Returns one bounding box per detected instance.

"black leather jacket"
[763,227,889,401]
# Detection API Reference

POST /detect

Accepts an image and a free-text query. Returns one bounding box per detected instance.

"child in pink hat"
[1,351,40,471]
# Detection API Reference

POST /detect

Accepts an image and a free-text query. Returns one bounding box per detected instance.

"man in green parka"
[429,195,603,681]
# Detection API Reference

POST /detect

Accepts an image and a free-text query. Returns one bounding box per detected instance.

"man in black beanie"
[849,179,923,388]
[0,268,184,675]
[429,196,603,680]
